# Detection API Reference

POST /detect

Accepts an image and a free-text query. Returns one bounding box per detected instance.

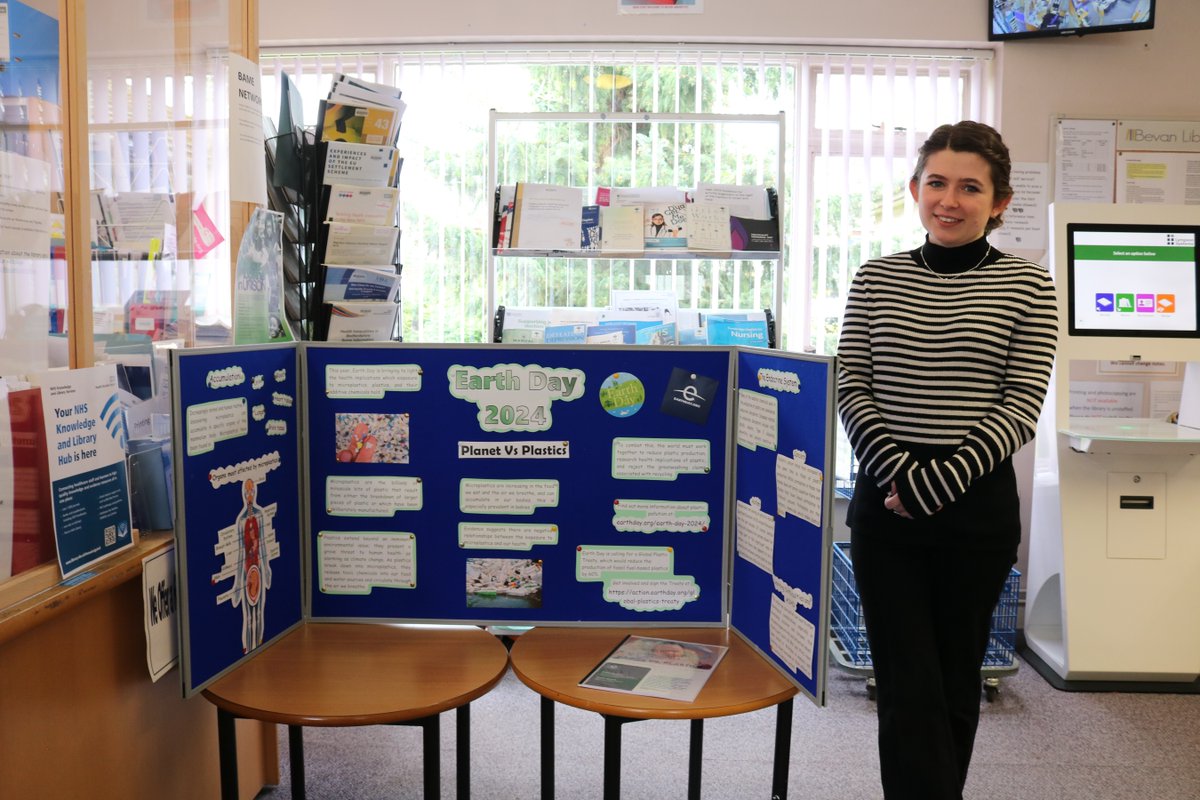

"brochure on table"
[172,342,834,705]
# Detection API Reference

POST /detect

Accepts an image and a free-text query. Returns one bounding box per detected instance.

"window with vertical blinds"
[258,44,994,350]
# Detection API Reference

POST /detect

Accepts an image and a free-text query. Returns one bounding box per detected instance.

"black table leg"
[423,714,441,799]
[288,724,305,799]
[457,704,470,800]
[771,699,794,800]
[540,696,555,800]
[216,708,238,800]
[603,715,629,800]
[393,715,443,799]
[688,719,704,800]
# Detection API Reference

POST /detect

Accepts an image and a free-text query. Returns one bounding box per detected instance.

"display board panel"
[729,350,835,704]
[172,344,305,697]
[172,342,837,702]
[302,343,734,625]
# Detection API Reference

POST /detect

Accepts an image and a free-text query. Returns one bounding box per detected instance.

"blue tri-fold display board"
[172,343,834,704]
[171,343,305,697]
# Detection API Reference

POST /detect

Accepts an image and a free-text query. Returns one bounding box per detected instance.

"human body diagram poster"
[172,344,304,695]
[172,343,834,703]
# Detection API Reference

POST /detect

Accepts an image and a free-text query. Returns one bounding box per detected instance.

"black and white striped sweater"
[836,239,1058,521]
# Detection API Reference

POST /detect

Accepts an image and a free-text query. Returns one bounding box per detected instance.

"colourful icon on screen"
[1157,294,1175,313]
[1136,294,1156,313]
[1094,293,1114,312]
[1115,294,1135,312]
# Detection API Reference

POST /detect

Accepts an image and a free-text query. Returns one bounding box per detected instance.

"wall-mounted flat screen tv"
[1067,223,1200,339]
[990,0,1155,41]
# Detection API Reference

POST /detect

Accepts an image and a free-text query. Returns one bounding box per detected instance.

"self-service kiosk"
[1025,202,1200,685]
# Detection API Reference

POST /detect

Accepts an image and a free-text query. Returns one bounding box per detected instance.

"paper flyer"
[233,208,293,345]
[322,265,401,302]
[325,300,398,342]
[33,364,134,578]
[322,142,399,188]
[227,53,268,206]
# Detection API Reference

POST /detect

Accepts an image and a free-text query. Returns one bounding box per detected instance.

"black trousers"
[850,532,1015,800]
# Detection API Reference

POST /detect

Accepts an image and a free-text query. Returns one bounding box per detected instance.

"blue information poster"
[34,365,135,578]
[730,350,836,704]
[302,344,734,626]
[172,344,304,696]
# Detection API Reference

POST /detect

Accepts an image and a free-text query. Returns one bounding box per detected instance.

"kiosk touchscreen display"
[1067,222,1200,338]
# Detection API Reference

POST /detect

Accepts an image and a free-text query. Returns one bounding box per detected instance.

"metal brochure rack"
[486,110,786,346]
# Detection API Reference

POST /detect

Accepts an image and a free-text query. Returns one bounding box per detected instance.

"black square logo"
[660,368,719,425]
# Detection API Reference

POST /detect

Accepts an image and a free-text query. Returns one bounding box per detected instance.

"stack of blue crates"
[830,541,1020,670]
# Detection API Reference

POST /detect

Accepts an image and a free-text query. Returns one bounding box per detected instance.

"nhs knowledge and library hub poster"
[35,365,134,577]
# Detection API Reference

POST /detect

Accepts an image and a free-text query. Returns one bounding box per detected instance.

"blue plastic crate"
[830,541,1020,670]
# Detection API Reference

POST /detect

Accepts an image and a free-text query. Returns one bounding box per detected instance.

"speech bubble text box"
[736,499,775,574]
[770,593,815,678]
[186,398,248,456]
[756,367,801,394]
[317,531,416,594]
[460,478,559,515]
[736,389,778,451]
[601,574,700,611]
[206,365,245,389]
[208,451,282,490]
[612,438,711,481]
[325,364,423,398]
[776,452,823,526]
[576,545,673,581]
[327,476,423,516]
[612,499,710,534]
[458,522,559,550]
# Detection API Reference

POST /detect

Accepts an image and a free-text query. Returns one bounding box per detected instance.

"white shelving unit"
[486,110,786,344]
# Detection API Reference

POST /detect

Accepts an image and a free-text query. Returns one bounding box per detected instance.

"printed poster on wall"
[32,364,134,577]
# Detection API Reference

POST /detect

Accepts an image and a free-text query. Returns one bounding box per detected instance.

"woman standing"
[837,121,1058,799]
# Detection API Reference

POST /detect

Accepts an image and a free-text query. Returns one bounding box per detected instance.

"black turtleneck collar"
[912,236,998,276]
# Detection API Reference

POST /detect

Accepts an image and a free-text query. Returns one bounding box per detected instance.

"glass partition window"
[86,4,235,364]
[0,0,63,376]
[0,0,65,583]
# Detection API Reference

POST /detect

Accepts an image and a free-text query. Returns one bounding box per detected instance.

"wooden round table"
[203,622,510,800]
[509,626,799,799]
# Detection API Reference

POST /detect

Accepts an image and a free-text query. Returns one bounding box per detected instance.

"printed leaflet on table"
[580,635,729,702]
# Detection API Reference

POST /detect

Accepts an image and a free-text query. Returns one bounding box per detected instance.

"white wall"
[257,0,1199,565]
[258,0,1198,171]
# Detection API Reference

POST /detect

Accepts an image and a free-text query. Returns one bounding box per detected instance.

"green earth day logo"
[599,372,645,418]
